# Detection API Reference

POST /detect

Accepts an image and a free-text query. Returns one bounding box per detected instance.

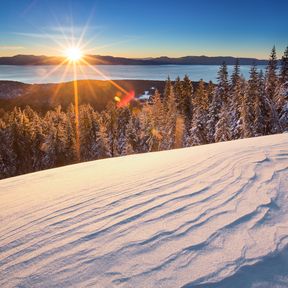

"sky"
[0,0,287,59]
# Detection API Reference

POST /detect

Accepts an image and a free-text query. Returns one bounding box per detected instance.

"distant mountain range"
[0,54,269,65]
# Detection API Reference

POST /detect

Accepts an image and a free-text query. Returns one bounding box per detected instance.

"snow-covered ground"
[0,134,288,288]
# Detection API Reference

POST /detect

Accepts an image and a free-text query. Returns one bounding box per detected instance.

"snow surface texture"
[0,134,288,288]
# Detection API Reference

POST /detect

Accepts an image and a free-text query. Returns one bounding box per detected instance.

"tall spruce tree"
[181,75,194,146]
[214,104,231,142]
[161,88,177,150]
[230,59,242,138]
[0,119,16,179]
[163,76,173,105]
[264,46,281,133]
[216,62,229,104]
[248,65,265,136]
[239,78,254,138]
[279,46,288,130]
[212,63,230,143]
[173,76,183,113]
[190,80,208,145]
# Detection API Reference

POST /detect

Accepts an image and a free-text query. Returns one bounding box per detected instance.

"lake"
[0,64,266,84]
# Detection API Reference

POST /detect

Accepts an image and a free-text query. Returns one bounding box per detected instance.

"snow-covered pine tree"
[247,64,265,136]
[121,116,137,156]
[207,81,215,103]
[217,62,229,104]
[150,90,165,151]
[116,106,132,156]
[207,89,219,143]
[173,76,183,114]
[230,59,242,139]
[161,88,177,150]
[137,104,153,153]
[79,104,100,161]
[181,75,193,146]
[0,119,16,179]
[279,46,288,131]
[96,115,112,159]
[42,106,68,168]
[9,107,35,175]
[214,103,231,142]
[104,102,119,157]
[27,108,46,171]
[239,77,254,138]
[264,46,281,133]
[163,76,173,106]
[280,46,288,85]
[189,79,208,146]
[66,104,78,164]
[211,63,230,143]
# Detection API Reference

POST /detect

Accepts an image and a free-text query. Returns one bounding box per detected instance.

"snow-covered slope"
[0,134,288,288]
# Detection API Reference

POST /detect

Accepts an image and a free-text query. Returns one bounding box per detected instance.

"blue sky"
[0,0,287,58]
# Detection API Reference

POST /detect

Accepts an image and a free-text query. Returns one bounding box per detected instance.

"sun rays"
[34,18,134,161]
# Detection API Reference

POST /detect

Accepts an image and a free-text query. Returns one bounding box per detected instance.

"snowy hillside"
[0,134,288,288]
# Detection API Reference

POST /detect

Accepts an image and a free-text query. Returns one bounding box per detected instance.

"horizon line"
[0,53,270,61]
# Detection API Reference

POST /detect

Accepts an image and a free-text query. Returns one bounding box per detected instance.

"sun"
[64,47,83,62]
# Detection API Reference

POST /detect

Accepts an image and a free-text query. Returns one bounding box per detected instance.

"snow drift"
[0,134,288,288]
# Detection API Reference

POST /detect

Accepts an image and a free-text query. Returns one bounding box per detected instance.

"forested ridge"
[0,46,287,179]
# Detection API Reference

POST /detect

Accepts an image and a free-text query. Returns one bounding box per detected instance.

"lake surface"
[0,64,266,84]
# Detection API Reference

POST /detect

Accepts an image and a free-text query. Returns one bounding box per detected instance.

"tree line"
[0,46,287,179]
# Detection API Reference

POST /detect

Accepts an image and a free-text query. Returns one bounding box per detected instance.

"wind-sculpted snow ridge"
[0,134,288,288]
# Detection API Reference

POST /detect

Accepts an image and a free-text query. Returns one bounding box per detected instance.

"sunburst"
[36,20,134,162]
[64,47,83,62]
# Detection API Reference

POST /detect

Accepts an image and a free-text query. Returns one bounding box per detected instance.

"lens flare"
[114,96,121,102]
[116,91,135,107]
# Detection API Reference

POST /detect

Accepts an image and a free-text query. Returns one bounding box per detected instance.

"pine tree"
[248,65,265,136]
[122,116,137,155]
[207,90,219,143]
[217,62,229,104]
[104,102,119,157]
[239,78,254,138]
[264,46,281,133]
[207,81,215,103]
[9,107,35,175]
[266,46,278,101]
[281,46,288,85]
[230,59,242,138]
[42,106,68,168]
[116,106,132,156]
[163,76,173,105]
[79,105,100,161]
[181,75,194,146]
[96,116,112,159]
[161,88,177,150]
[0,119,16,179]
[173,76,182,112]
[150,90,165,151]
[209,63,229,143]
[214,104,231,142]
[137,105,153,153]
[190,80,208,145]
[279,46,288,131]
[66,104,78,163]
